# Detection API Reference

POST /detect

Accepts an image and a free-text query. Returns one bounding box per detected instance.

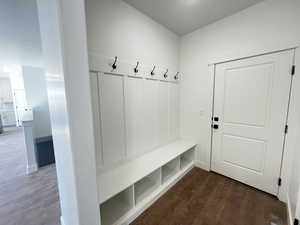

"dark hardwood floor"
[0,127,60,225]
[131,168,287,225]
[0,128,286,225]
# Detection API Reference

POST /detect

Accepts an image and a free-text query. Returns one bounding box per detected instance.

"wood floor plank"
[0,127,60,225]
[131,168,287,225]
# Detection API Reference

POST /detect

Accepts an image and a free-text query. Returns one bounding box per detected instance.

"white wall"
[22,66,52,138]
[37,0,100,224]
[180,0,300,203]
[0,0,42,67]
[86,0,179,70]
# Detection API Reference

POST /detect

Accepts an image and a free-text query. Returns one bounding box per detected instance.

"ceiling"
[123,0,264,35]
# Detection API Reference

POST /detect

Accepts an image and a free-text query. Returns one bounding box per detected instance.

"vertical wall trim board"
[91,68,180,171]
[97,72,104,165]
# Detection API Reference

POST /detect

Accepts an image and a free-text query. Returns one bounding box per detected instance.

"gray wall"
[22,66,52,138]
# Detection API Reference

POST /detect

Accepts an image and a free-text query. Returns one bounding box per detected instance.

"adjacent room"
[2,0,300,225]
[0,1,60,225]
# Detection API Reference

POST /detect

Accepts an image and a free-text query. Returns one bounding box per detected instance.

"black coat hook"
[134,61,139,73]
[112,56,117,70]
[164,69,168,79]
[174,72,179,80]
[151,66,156,76]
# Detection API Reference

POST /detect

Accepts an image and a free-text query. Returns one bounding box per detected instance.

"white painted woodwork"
[162,157,180,183]
[90,72,103,165]
[169,82,180,141]
[125,77,147,157]
[158,81,170,146]
[134,169,161,205]
[37,0,101,224]
[212,50,294,195]
[98,73,126,165]
[180,148,195,169]
[90,64,180,169]
[143,79,160,151]
[89,54,183,225]
[22,120,38,174]
[100,186,134,225]
[97,140,196,204]
[99,142,195,225]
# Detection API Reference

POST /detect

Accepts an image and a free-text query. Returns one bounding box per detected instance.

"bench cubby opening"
[134,168,161,205]
[180,148,195,169]
[162,157,180,184]
[100,186,134,225]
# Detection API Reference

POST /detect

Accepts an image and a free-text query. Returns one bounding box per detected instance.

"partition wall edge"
[36,0,101,225]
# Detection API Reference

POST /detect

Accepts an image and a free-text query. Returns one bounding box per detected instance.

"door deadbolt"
[212,124,219,129]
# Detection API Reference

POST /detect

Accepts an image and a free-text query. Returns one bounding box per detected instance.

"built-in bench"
[97,140,196,225]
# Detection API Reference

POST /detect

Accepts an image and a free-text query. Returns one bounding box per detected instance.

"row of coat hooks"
[112,56,179,80]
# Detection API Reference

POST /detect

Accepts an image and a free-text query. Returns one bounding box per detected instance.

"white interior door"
[212,50,294,195]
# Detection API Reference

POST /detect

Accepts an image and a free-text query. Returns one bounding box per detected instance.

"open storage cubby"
[180,148,195,169]
[134,168,161,205]
[97,140,196,225]
[162,157,180,184]
[100,186,134,225]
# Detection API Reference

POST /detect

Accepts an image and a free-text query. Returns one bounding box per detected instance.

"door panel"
[222,134,266,173]
[223,63,272,127]
[212,50,294,195]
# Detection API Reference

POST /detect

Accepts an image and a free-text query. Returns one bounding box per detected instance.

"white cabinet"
[98,74,126,166]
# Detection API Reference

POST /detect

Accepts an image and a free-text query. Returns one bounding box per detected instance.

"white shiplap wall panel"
[157,81,170,146]
[90,72,103,165]
[98,73,126,165]
[143,79,160,151]
[125,77,147,157]
[169,82,180,141]
[89,54,180,170]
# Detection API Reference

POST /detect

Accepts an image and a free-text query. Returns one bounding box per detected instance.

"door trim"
[208,45,299,66]
[208,48,296,198]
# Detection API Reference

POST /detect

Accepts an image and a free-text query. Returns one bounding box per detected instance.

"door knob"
[212,124,219,129]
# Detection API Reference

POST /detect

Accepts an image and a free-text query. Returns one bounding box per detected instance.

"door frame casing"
[207,47,297,202]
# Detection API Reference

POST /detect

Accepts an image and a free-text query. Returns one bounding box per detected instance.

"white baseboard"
[287,195,293,225]
[195,161,210,171]
[60,216,65,225]
[26,164,38,174]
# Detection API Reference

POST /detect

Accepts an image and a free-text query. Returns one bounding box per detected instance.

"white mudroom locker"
[65,0,300,224]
